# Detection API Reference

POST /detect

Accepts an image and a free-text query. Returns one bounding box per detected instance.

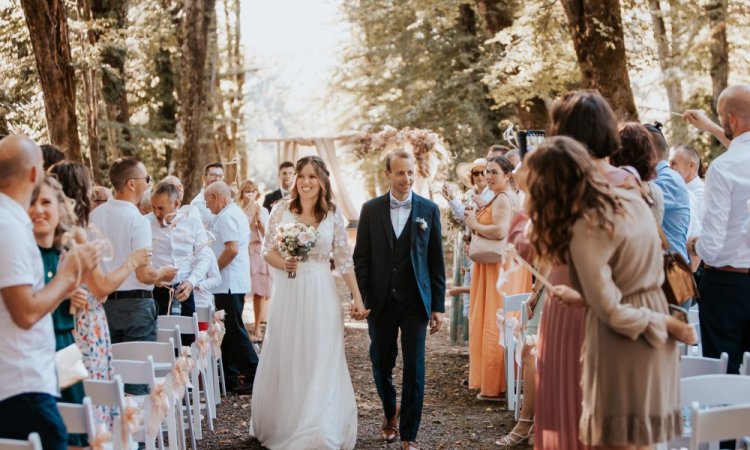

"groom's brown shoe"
[401,441,419,450]
[381,403,400,443]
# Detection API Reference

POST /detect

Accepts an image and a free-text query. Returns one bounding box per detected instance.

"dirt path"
[201,322,529,449]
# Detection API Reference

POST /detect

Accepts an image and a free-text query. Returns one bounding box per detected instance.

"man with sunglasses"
[89,157,177,393]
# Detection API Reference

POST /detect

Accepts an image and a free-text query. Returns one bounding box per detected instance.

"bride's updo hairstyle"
[289,155,336,223]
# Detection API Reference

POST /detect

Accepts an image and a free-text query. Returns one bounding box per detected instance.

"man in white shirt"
[163,175,201,222]
[148,182,212,327]
[262,160,295,212]
[89,157,177,352]
[190,162,225,229]
[686,84,750,374]
[671,145,705,219]
[205,181,258,393]
[0,135,101,449]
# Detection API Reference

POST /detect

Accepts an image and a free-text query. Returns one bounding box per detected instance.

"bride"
[250,156,370,449]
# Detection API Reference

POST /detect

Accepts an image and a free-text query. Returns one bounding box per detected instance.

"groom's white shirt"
[390,190,413,238]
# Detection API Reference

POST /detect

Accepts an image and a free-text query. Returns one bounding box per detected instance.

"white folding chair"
[670,374,750,450]
[196,304,227,399]
[502,293,529,413]
[514,299,530,421]
[84,375,136,450]
[158,315,215,438]
[113,357,176,450]
[112,340,193,450]
[680,353,729,378]
[57,397,98,444]
[688,306,699,324]
[742,352,750,376]
[690,402,750,450]
[0,433,42,450]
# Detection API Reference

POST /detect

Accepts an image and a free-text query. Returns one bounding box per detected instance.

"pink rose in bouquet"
[274,222,318,278]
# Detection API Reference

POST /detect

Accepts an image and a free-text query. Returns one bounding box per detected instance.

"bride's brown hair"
[288,156,336,223]
[525,136,624,264]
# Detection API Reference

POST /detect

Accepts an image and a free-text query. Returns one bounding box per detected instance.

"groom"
[354,149,446,449]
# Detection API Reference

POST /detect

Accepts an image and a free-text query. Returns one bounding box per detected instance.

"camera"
[517,130,545,160]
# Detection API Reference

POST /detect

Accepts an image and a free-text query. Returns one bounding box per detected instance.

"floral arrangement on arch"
[351,126,449,178]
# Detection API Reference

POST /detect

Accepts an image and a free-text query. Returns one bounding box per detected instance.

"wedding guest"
[29,176,89,446]
[89,157,176,367]
[671,145,705,244]
[48,161,149,422]
[534,89,637,450]
[0,135,100,450]
[191,162,225,229]
[238,179,272,342]
[505,149,521,168]
[525,136,696,448]
[163,175,201,221]
[442,158,491,219]
[204,181,259,394]
[611,122,665,221]
[193,246,221,332]
[148,182,212,326]
[139,188,152,215]
[91,185,112,210]
[486,144,511,159]
[263,161,295,212]
[464,156,530,400]
[41,143,65,170]
[645,122,691,261]
[687,84,750,374]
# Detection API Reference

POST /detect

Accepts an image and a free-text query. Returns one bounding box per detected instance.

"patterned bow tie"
[390,199,412,209]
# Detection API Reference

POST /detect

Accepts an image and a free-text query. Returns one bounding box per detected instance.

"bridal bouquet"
[274,222,318,278]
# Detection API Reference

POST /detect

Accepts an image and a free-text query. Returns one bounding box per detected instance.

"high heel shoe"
[495,419,534,447]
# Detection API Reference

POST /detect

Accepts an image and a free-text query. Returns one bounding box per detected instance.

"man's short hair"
[203,162,224,175]
[41,144,65,170]
[385,149,414,172]
[676,144,704,177]
[279,161,294,172]
[109,156,143,191]
[487,144,511,156]
[151,181,180,201]
[643,122,670,158]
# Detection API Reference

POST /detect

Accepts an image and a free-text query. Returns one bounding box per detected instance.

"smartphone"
[518,130,546,160]
[669,304,689,323]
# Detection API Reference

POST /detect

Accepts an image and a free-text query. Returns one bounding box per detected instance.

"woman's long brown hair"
[288,156,336,223]
[525,136,624,264]
[30,176,77,250]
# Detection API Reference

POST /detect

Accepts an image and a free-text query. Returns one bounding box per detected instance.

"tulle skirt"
[250,262,357,449]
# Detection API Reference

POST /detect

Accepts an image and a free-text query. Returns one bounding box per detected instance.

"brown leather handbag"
[658,226,699,305]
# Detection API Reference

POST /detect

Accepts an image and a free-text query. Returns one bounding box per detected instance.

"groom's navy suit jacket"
[353,192,446,319]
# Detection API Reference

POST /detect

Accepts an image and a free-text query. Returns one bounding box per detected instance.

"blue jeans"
[0,393,67,450]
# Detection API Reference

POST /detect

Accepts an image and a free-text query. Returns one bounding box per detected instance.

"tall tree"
[175,0,217,200]
[560,0,638,119]
[474,0,549,129]
[705,0,728,110]
[92,0,132,158]
[19,0,82,160]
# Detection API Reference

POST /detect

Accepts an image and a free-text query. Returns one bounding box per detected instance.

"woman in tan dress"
[522,136,697,449]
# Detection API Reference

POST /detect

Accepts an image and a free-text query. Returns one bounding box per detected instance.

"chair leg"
[217,357,227,397]
[190,367,203,440]
[182,387,197,450]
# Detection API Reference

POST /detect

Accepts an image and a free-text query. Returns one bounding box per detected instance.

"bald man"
[686,84,750,374]
[0,135,101,448]
[204,181,258,393]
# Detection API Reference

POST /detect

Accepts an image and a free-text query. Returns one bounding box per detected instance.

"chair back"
[195,305,213,324]
[57,397,97,441]
[681,374,750,408]
[157,327,182,354]
[112,356,157,387]
[158,314,199,335]
[689,402,750,450]
[0,433,42,450]
[680,353,728,378]
[742,352,750,376]
[84,374,126,409]
[112,340,176,366]
[688,307,699,324]
[504,293,529,313]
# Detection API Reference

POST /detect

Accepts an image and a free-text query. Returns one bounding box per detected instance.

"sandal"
[477,393,505,402]
[495,419,534,447]
[401,441,419,450]
[381,404,400,443]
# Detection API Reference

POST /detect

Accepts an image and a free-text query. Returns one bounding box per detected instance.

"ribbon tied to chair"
[209,310,226,358]
[496,308,522,364]
[195,330,211,371]
[121,397,141,447]
[146,382,171,438]
[90,423,112,450]
[167,347,194,400]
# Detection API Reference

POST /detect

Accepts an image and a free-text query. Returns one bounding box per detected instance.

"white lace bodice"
[262,201,354,274]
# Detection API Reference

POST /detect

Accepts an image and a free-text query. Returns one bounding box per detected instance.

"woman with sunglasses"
[464,156,531,402]
[237,179,271,342]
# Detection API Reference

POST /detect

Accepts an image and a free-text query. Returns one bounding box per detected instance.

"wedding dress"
[250,202,357,449]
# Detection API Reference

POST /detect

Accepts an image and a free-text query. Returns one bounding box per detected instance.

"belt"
[703,264,750,274]
[107,289,154,300]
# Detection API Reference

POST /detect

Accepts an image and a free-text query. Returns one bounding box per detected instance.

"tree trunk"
[560,0,638,120]
[92,0,132,157]
[176,0,217,200]
[705,0,728,111]
[474,0,549,129]
[76,0,106,184]
[19,0,82,160]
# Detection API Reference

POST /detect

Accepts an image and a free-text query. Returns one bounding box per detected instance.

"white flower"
[416,217,428,231]
[298,231,311,246]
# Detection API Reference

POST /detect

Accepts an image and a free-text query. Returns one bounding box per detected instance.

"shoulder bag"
[468,192,513,264]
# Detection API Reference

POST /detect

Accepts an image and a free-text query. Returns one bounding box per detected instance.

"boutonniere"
[416,217,428,231]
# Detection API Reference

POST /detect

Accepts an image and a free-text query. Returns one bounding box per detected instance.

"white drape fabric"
[313,138,360,222]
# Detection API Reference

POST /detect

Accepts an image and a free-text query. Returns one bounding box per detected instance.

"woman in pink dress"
[238,180,272,341]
